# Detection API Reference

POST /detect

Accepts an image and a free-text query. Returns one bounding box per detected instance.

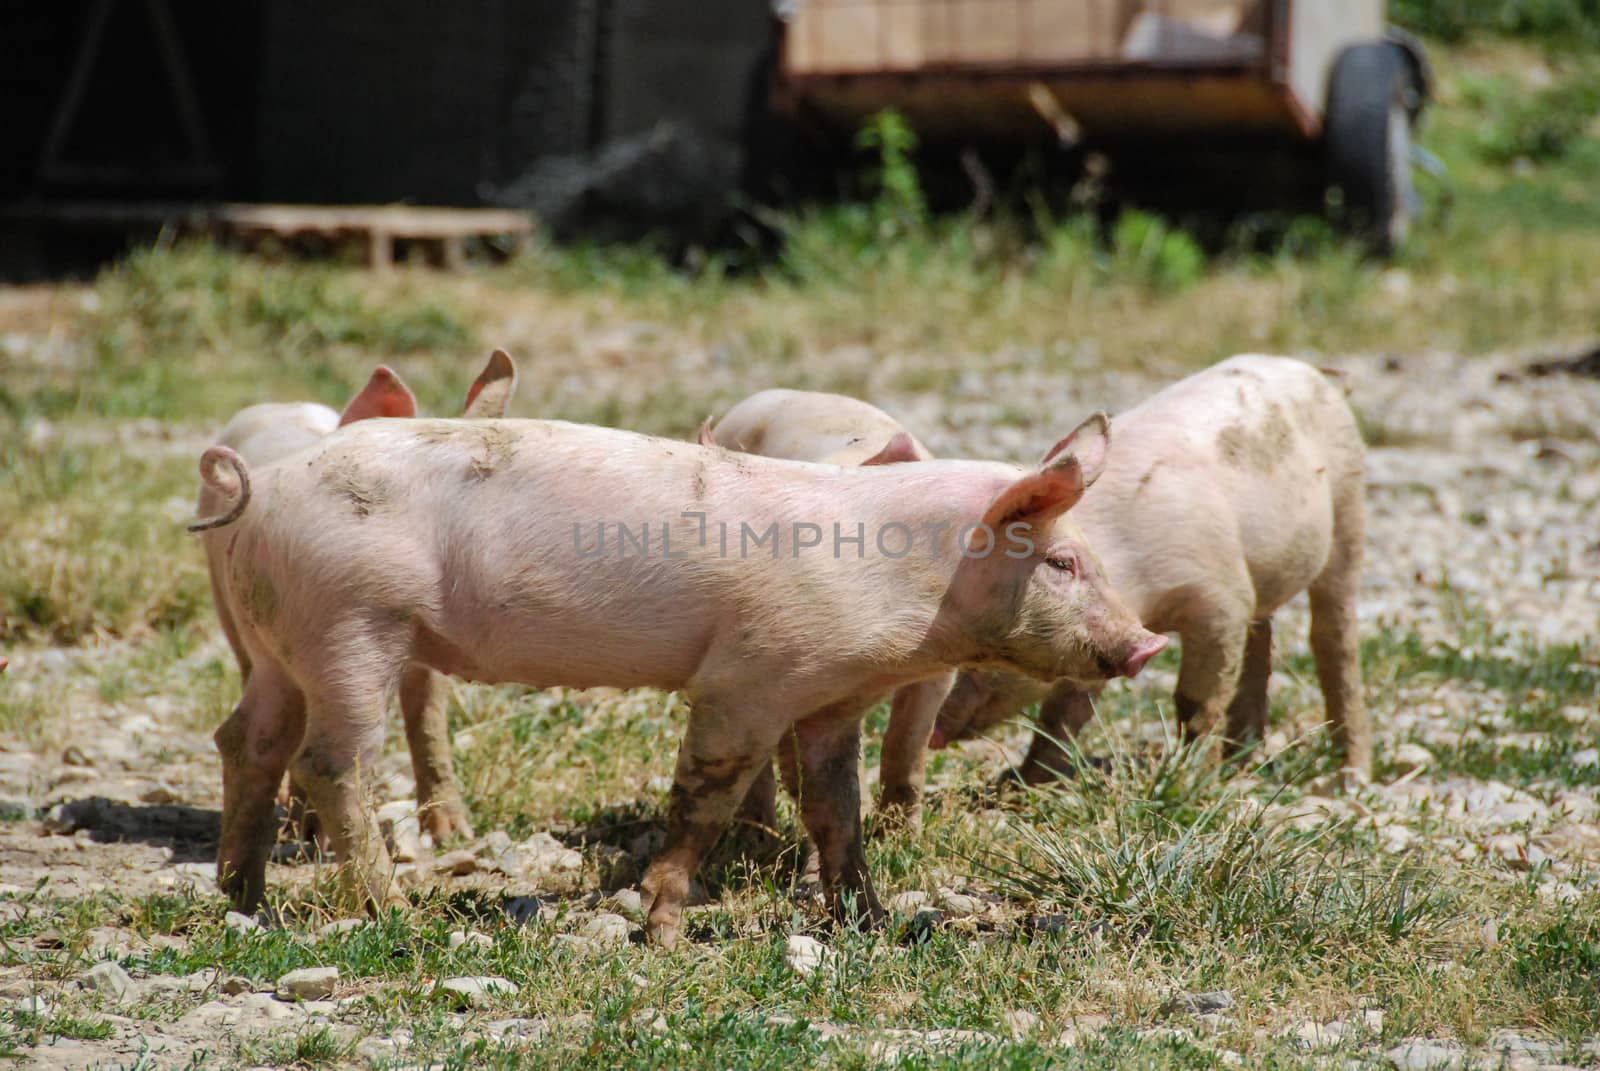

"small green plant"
[856,110,928,236]
[237,1024,355,1068]
[1108,211,1207,293]
[3,1009,117,1043]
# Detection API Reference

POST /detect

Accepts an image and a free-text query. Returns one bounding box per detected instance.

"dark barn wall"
[258,0,773,210]
[0,1,263,201]
[258,0,511,204]
[600,0,771,147]
[2,0,775,215]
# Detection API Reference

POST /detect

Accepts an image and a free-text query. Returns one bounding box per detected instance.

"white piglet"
[200,351,517,844]
[700,389,947,831]
[926,354,1371,786]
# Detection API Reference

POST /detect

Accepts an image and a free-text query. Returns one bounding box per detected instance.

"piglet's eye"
[1046,556,1077,576]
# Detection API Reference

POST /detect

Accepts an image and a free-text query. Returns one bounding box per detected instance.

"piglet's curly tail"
[188,445,252,533]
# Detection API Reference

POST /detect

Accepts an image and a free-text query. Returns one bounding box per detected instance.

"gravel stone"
[785,934,829,976]
[224,911,262,935]
[1386,1039,1468,1070]
[439,976,519,1007]
[434,849,478,876]
[448,929,494,952]
[580,912,632,949]
[79,960,134,1001]
[1161,990,1235,1016]
[605,889,645,922]
[888,890,929,914]
[275,966,339,1001]
[934,890,982,917]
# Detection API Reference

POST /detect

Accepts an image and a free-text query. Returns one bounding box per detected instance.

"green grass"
[1392,0,1600,47]
[234,1024,353,1068]
[0,1010,118,1054]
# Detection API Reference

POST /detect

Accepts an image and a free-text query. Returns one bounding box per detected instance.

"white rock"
[244,991,305,1019]
[1553,794,1600,822]
[1003,1009,1039,1037]
[475,830,516,860]
[1487,1033,1558,1060]
[934,889,982,917]
[630,1008,669,1034]
[865,1028,998,1061]
[179,999,238,1028]
[316,918,366,939]
[604,889,645,923]
[887,890,929,914]
[1391,743,1434,775]
[79,960,135,1001]
[448,929,494,952]
[1052,1014,1112,1047]
[378,800,423,863]
[439,976,519,1006]
[1487,835,1549,869]
[1288,1019,1347,1049]
[1160,990,1235,1016]
[519,832,583,873]
[12,995,52,1017]
[434,849,478,876]
[171,862,215,884]
[785,934,829,976]
[224,911,262,935]
[553,934,598,955]
[1482,801,1545,828]
[1571,748,1599,769]
[1386,1038,1466,1070]
[485,1019,548,1042]
[580,913,631,949]
[1381,825,1417,853]
[275,966,338,1001]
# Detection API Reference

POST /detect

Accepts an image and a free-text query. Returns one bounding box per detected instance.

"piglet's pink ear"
[696,417,718,446]
[1039,411,1110,490]
[976,462,1087,542]
[339,366,418,425]
[860,431,927,466]
[462,349,517,418]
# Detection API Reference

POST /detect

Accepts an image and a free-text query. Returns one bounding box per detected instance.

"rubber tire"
[1324,42,1417,256]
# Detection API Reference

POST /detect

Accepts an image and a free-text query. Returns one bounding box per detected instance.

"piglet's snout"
[1120,633,1168,678]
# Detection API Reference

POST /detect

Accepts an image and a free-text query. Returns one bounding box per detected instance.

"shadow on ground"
[44,796,218,861]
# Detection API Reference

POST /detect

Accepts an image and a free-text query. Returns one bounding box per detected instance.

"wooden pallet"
[2,201,536,271]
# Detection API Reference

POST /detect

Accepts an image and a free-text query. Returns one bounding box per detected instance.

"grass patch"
[984,742,1456,962]
[1,1010,117,1045]
[81,241,475,422]
[1393,0,1600,46]
[0,434,207,643]
[235,1024,353,1068]
[1506,902,1600,1037]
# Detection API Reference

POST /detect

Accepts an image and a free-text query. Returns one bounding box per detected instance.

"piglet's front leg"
[793,705,886,930]
[642,704,783,948]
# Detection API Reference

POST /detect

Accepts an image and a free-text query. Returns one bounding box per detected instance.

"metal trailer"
[776,0,1431,250]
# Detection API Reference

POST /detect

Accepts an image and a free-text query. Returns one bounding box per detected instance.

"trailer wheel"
[1324,42,1419,255]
